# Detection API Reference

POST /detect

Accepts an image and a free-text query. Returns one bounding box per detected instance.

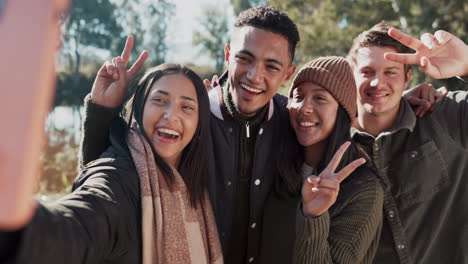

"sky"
[51,0,236,130]
[165,0,235,66]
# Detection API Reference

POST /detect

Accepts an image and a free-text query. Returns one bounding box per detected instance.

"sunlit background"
[41,0,467,199]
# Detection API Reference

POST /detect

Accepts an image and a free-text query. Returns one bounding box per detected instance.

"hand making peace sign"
[384,28,468,79]
[302,142,366,217]
[91,35,149,108]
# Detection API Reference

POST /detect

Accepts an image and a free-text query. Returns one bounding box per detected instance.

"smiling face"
[353,46,412,118]
[142,73,199,167]
[224,26,296,119]
[289,82,339,147]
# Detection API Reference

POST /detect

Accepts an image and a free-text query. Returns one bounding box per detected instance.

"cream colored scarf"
[127,125,223,264]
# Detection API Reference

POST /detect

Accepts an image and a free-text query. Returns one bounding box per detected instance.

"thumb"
[406,95,426,107]
[437,86,448,96]
[212,75,219,87]
[203,79,212,92]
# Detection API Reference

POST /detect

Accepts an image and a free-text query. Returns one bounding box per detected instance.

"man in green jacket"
[347,22,468,263]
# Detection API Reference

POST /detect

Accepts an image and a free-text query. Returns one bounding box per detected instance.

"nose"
[162,104,180,122]
[298,100,314,115]
[369,73,384,88]
[246,63,264,84]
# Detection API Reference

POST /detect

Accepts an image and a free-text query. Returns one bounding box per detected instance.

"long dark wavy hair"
[124,63,210,208]
[275,105,369,198]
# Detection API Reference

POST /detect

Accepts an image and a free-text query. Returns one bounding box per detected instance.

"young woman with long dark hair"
[0,40,223,264]
[260,56,384,264]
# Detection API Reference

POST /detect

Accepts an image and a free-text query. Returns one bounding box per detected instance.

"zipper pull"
[246,122,250,138]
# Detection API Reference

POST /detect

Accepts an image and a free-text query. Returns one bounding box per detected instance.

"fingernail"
[435,35,444,44]
[426,42,433,50]
[312,187,319,192]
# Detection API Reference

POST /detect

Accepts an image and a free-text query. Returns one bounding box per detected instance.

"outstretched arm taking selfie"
[0,0,69,231]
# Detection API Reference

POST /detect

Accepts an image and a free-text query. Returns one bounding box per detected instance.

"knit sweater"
[294,165,383,263]
[259,165,383,264]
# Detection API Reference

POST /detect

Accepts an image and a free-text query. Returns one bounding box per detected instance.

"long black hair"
[275,105,369,198]
[124,63,210,208]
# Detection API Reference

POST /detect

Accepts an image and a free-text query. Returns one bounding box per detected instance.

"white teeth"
[368,94,387,98]
[300,122,318,127]
[158,128,180,136]
[241,84,262,94]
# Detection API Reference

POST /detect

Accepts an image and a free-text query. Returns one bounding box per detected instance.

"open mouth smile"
[241,83,263,95]
[157,127,181,140]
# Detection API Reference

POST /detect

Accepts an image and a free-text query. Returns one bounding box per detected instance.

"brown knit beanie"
[289,56,357,120]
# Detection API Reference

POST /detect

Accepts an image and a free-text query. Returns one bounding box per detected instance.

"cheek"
[288,109,297,127]
[185,115,199,139]
[322,106,338,131]
[142,105,158,136]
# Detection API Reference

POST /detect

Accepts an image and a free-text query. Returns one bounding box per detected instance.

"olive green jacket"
[352,91,468,264]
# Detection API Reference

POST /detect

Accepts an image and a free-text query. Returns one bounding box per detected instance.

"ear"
[224,44,231,65]
[404,67,413,88]
[282,64,297,85]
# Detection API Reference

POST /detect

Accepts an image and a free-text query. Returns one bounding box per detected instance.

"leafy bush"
[39,126,80,194]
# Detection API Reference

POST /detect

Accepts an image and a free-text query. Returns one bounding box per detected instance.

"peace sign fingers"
[321,141,366,183]
[128,50,149,79]
[121,35,134,66]
[324,141,351,174]
[334,157,366,182]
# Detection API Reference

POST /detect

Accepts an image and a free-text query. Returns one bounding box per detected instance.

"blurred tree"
[62,0,123,75]
[231,0,268,15]
[268,0,468,90]
[193,6,230,73]
[54,0,123,109]
[40,127,79,194]
[117,0,175,66]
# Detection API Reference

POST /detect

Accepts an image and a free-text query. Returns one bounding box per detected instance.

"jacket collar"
[351,98,416,139]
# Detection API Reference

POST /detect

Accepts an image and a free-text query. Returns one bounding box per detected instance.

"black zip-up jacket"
[206,84,290,263]
[77,82,291,263]
[1,118,143,264]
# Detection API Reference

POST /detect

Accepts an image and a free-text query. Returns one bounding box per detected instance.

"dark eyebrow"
[239,49,255,58]
[156,90,195,102]
[239,50,284,67]
[156,90,169,95]
[181,96,196,102]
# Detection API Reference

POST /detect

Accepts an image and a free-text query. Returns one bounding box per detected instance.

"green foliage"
[54,70,95,107]
[193,6,230,73]
[269,0,468,90]
[185,63,219,81]
[55,0,176,109]
[117,0,175,66]
[231,0,268,15]
[39,127,80,194]
[62,0,123,73]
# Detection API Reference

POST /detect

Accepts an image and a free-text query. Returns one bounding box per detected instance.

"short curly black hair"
[234,5,300,62]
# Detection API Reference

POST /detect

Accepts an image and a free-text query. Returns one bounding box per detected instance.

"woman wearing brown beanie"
[259,56,383,264]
